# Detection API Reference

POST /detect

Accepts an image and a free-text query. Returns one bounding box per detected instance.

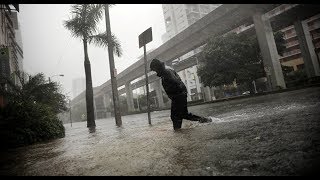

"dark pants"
[170,94,202,130]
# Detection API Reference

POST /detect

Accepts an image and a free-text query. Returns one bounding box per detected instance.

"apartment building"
[0,4,23,107]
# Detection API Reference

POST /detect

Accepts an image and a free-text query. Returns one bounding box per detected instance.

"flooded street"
[1,87,320,175]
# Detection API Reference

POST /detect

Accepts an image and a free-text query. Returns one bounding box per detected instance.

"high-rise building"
[72,77,86,99]
[235,4,320,75]
[0,4,22,107]
[161,4,221,101]
[278,14,320,72]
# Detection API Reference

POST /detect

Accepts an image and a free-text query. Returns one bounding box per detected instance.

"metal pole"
[104,4,122,127]
[143,45,151,125]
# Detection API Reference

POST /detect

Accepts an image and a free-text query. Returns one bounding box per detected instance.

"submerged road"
[1,87,319,175]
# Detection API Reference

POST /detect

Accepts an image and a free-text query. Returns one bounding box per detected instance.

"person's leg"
[177,94,202,121]
[179,95,212,123]
[170,97,183,130]
[184,113,202,121]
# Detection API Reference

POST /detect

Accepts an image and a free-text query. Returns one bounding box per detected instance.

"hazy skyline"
[18,4,166,99]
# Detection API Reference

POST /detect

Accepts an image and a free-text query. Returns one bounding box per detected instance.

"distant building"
[161,4,221,101]
[72,77,85,99]
[278,14,320,72]
[0,4,22,107]
[234,4,320,74]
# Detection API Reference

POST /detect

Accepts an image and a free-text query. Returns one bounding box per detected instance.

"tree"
[0,71,66,148]
[64,4,122,128]
[0,71,67,113]
[198,31,285,93]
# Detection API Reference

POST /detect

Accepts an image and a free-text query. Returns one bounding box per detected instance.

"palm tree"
[63,4,122,128]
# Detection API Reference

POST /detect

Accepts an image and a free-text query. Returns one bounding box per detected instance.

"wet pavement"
[0,87,320,175]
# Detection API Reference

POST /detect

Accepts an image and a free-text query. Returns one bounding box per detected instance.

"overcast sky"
[18,4,166,99]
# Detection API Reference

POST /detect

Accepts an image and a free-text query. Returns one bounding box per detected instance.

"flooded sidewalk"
[1,87,320,175]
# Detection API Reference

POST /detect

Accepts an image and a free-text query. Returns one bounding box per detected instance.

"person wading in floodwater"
[150,59,213,131]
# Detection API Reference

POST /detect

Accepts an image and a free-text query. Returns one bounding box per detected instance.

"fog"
[18,4,166,99]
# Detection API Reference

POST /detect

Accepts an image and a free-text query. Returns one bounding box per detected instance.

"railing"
[284,32,297,40]
[285,40,299,48]
[309,23,320,32]
[280,49,301,59]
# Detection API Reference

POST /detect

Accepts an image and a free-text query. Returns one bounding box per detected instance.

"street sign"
[139,27,152,48]
[138,27,153,125]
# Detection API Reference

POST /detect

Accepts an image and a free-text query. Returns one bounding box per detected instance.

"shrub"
[0,100,65,149]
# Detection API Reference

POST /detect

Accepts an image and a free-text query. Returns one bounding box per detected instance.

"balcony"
[280,49,301,59]
[309,23,320,32]
[284,32,297,40]
[285,40,299,48]
[312,33,320,40]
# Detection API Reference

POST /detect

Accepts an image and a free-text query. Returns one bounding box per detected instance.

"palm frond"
[64,4,104,39]
[63,16,84,39]
[86,4,104,30]
[88,32,122,57]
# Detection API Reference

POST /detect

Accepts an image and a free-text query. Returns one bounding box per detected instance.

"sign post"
[139,27,153,125]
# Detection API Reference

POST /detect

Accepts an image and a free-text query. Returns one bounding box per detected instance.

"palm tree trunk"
[83,38,96,128]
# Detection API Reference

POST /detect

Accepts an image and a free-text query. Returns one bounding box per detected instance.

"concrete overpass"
[70,4,320,120]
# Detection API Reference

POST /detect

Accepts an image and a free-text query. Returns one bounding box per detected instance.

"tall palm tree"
[64,4,122,128]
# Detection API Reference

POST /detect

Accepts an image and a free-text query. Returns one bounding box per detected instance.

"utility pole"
[104,4,122,127]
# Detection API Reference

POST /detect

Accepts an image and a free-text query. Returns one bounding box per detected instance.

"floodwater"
[1,87,320,175]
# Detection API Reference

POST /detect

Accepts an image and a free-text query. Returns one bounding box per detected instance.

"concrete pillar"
[125,81,135,112]
[203,86,212,102]
[253,12,286,90]
[93,96,97,120]
[194,66,203,100]
[294,20,320,77]
[211,87,216,101]
[102,93,108,118]
[104,93,111,110]
[154,78,165,108]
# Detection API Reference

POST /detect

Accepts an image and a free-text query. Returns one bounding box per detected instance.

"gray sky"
[18,4,166,99]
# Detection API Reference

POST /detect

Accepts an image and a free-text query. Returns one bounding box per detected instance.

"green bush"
[0,72,67,150]
[0,102,65,149]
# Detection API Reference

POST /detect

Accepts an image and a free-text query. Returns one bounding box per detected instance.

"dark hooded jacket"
[151,61,187,99]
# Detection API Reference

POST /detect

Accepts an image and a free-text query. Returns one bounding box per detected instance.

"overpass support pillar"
[203,86,212,102]
[294,20,320,77]
[93,97,97,120]
[104,93,111,110]
[102,93,108,118]
[155,78,165,108]
[125,82,135,112]
[253,12,286,90]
